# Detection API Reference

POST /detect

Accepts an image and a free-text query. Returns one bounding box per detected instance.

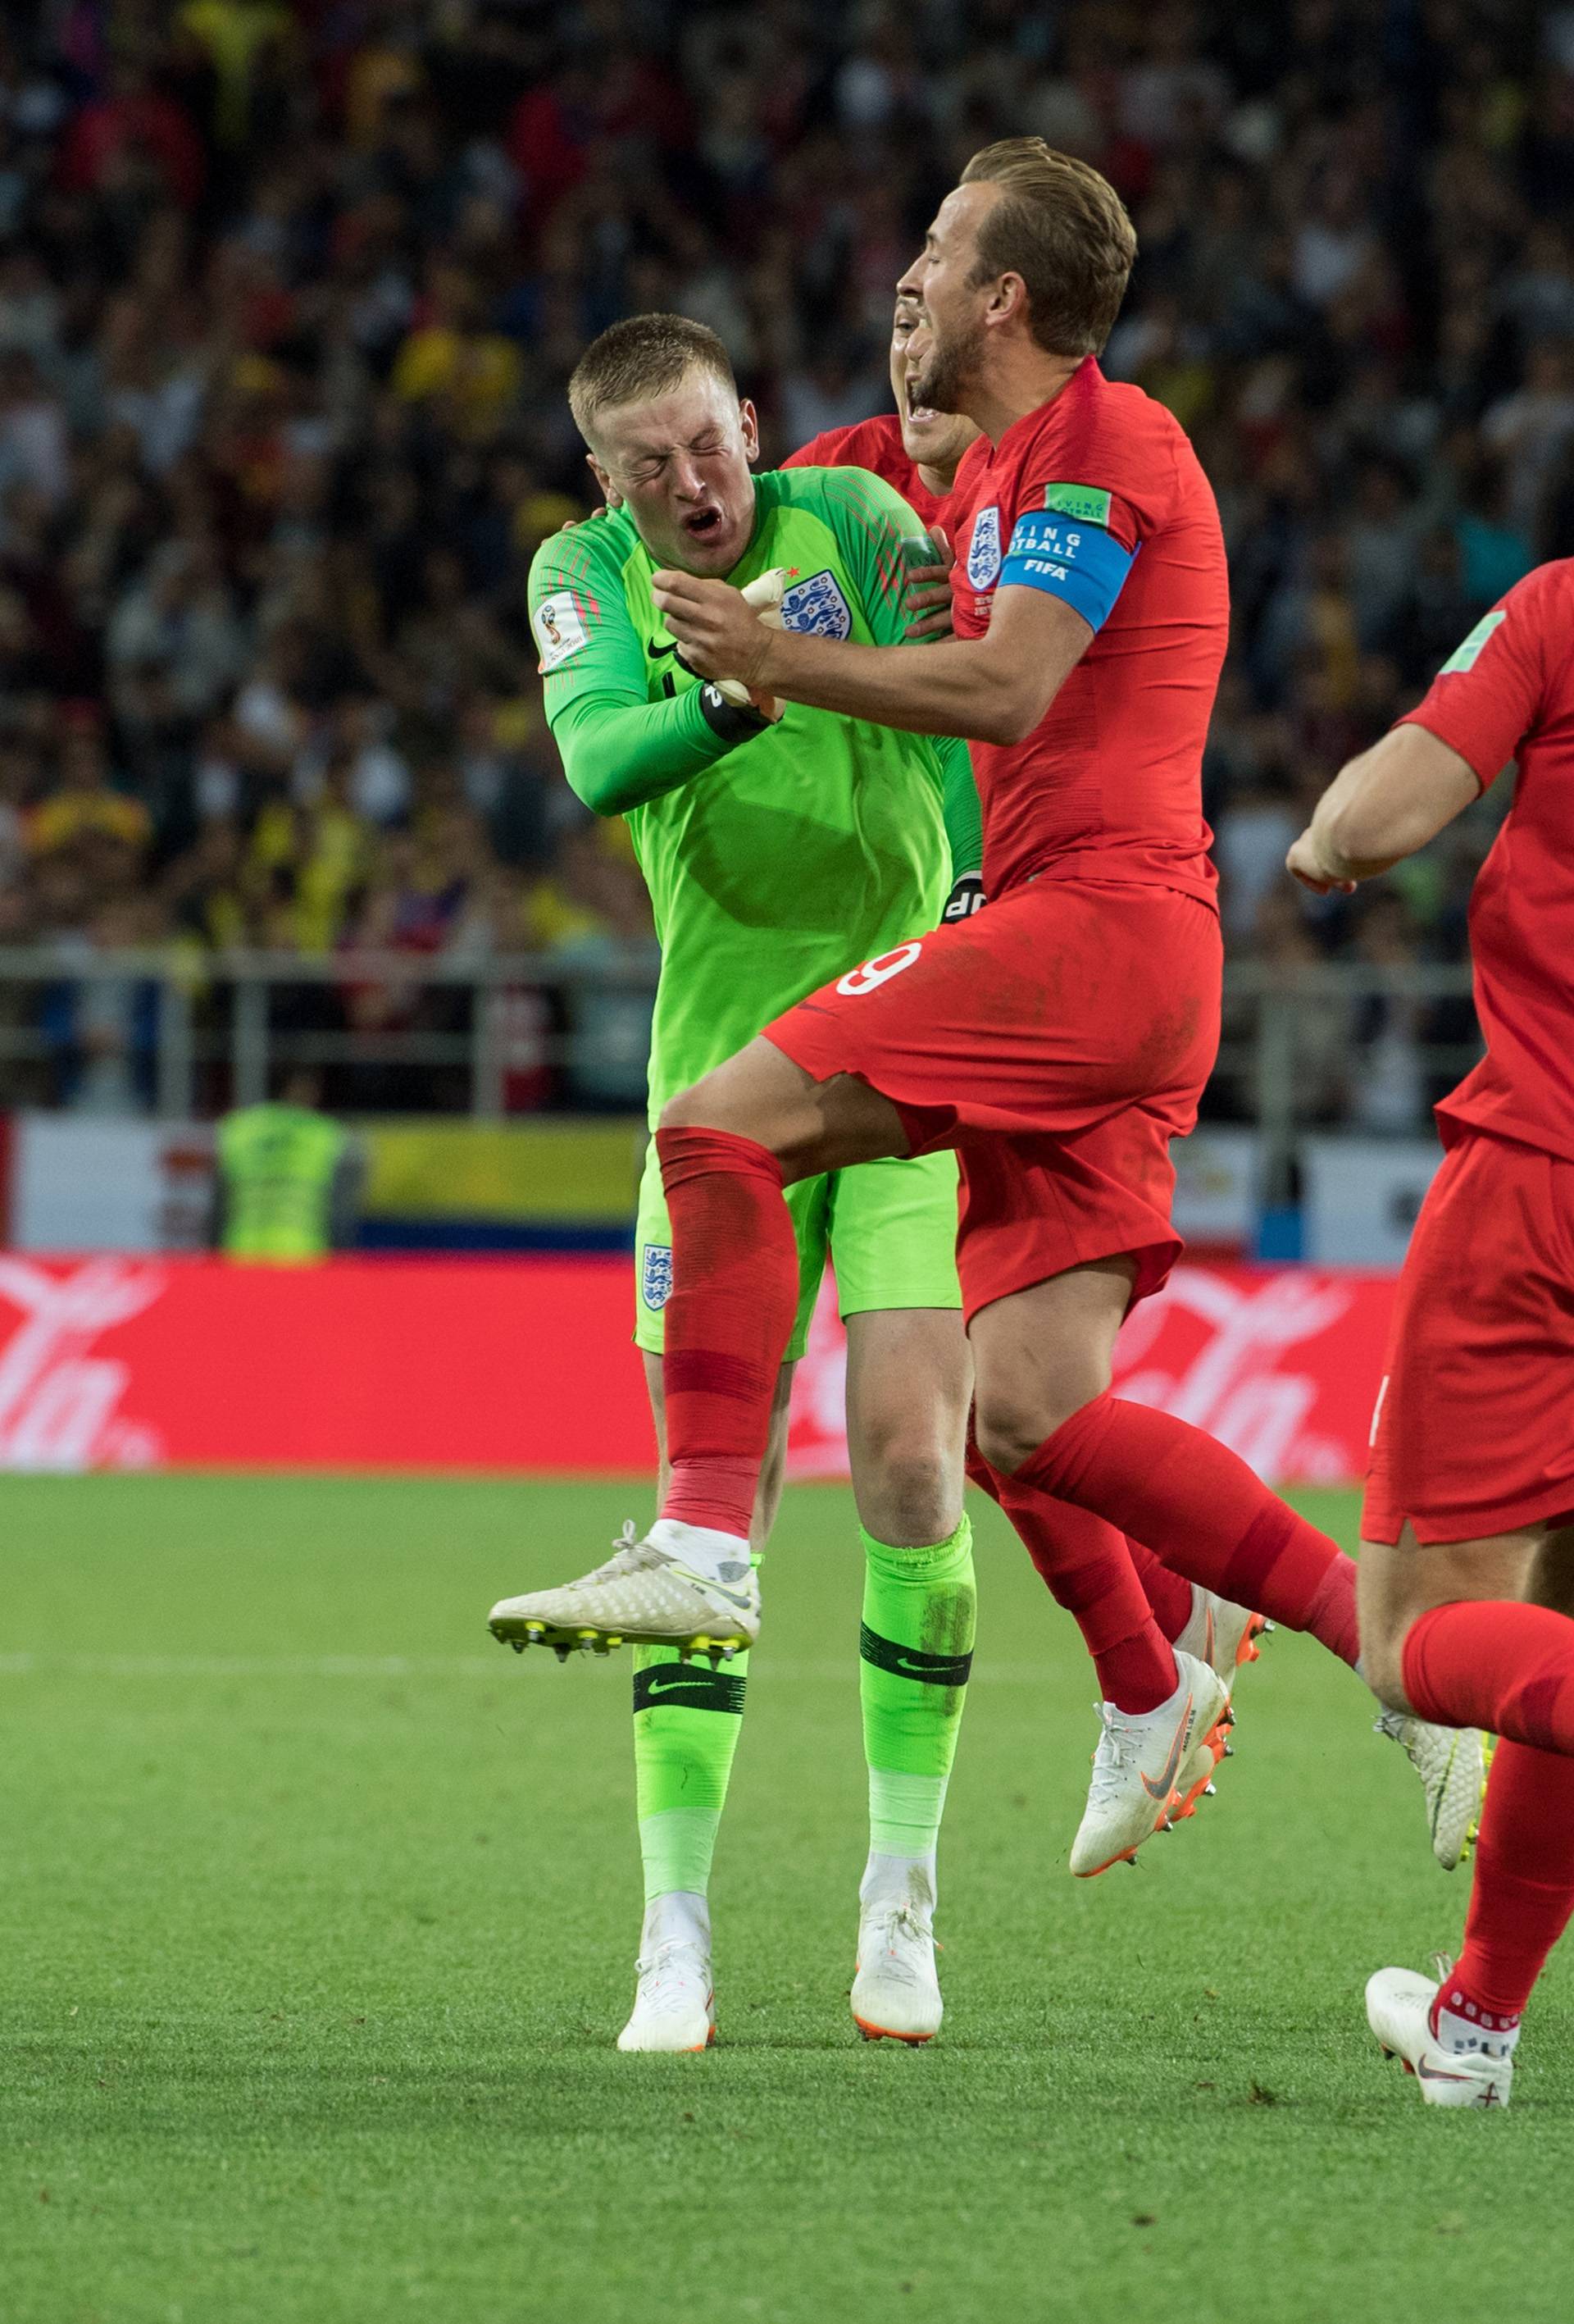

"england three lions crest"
[966,506,1003,590]
[779,568,853,640]
[641,1243,674,1310]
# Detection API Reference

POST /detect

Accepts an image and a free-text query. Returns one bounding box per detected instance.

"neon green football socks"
[631,1636,749,1906]
[632,1522,976,1914]
[858,1516,976,1894]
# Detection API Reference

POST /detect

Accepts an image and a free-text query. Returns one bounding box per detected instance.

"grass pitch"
[2,1474,1570,2324]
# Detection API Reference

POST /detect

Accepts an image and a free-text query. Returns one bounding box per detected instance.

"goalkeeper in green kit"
[487,314,983,2053]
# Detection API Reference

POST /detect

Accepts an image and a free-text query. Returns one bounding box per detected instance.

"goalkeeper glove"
[676,567,791,715]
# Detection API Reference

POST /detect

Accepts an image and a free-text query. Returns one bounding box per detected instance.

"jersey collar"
[980,355,1101,471]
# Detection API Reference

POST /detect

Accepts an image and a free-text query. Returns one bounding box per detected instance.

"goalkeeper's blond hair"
[569,315,738,444]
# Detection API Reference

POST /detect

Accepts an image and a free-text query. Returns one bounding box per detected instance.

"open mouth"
[904,380,937,426]
[683,505,725,540]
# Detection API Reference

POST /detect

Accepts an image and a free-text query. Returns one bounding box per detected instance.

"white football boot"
[617,1896,716,2053]
[489,1520,760,1661]
[1367,1962,1515,2108]
[1175,1584,1268,1684]
[1375,1710,1488,1871]
[1070,1648,1232,1876]
[1171,1584,1265,1819]
[851,1871,943,2044]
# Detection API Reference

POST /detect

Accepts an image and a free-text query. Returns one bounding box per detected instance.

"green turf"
[1,1475,1566,2323]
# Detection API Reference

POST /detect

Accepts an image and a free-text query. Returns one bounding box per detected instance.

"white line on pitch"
[0,1652,1050,1684]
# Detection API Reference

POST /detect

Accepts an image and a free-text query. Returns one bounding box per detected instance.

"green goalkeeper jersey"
[529,464,981,1119]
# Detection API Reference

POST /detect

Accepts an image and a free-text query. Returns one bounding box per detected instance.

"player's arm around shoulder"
[798,452,1116,738]
[653,517,1094,746]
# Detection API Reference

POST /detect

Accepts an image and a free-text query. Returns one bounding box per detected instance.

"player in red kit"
[785,296,985,921]
[787,283,1282,1849]
[785,297,983,534]
[524,138,1464,1880]
[1288,562,1574,2108]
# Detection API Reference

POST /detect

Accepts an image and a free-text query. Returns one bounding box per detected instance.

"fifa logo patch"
[966,506,1002,590]
[641,1242,674,1310]
[779,567,853,640]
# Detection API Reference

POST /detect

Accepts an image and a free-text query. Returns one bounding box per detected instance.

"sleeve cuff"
[694,681,773,746]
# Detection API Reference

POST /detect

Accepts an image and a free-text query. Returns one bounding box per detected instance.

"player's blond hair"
[960,138,1137,358]
[568,314,738,442]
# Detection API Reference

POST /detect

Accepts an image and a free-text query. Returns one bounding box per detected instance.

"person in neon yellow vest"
[213,1069,363,1262]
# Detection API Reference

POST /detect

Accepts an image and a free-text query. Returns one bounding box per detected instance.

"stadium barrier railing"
[0,946,1479,1178]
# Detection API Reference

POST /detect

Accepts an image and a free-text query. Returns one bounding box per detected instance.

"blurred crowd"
[0,0,1567,1119]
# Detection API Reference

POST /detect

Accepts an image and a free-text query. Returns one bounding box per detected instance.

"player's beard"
[910,311,987,417]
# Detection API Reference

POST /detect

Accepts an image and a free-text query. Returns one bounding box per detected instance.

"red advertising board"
[0,1254,1394,1484]
[0,1254,649,1474]
[787,1261,1396,1487]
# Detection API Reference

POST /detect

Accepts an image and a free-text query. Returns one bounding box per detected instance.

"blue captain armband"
[998,505,1135,632]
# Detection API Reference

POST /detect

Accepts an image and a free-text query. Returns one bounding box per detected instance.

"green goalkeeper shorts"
[633,1143,962,1359]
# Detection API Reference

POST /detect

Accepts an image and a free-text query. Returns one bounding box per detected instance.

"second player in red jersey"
[1288,559,1574,2108]
[788,414,952,529]
[783,294,985,533]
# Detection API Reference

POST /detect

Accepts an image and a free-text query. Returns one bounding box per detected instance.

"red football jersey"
[783,414,954,531]
[1398,558,1574,1164]
[948,358,1229,903]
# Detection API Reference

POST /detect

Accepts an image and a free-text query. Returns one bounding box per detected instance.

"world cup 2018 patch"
[641,1242,674,1310]
[533,590,589,672]
[779,568,853,640]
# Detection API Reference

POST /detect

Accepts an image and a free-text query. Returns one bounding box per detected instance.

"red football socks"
[1123,1538,1195,1645]
[1402,1601,1574,2030]
[1402,1599,1574,1755]
[1444,1740,1574,2024]
[967,1441,1178,1713]
[1014,1391,1360,1669]
[655,1126,798,1539]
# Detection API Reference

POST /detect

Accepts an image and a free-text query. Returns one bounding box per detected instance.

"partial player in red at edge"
[1290,556,1574,2108]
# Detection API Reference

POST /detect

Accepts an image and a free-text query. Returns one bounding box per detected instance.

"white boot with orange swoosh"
[1069,1650,1231,1877]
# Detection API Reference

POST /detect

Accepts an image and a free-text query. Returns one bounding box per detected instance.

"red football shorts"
[764,879,1222,1322]
[1363,1128,1574,1546]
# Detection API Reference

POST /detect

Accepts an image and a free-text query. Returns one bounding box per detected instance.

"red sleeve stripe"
[835,477,912,605]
